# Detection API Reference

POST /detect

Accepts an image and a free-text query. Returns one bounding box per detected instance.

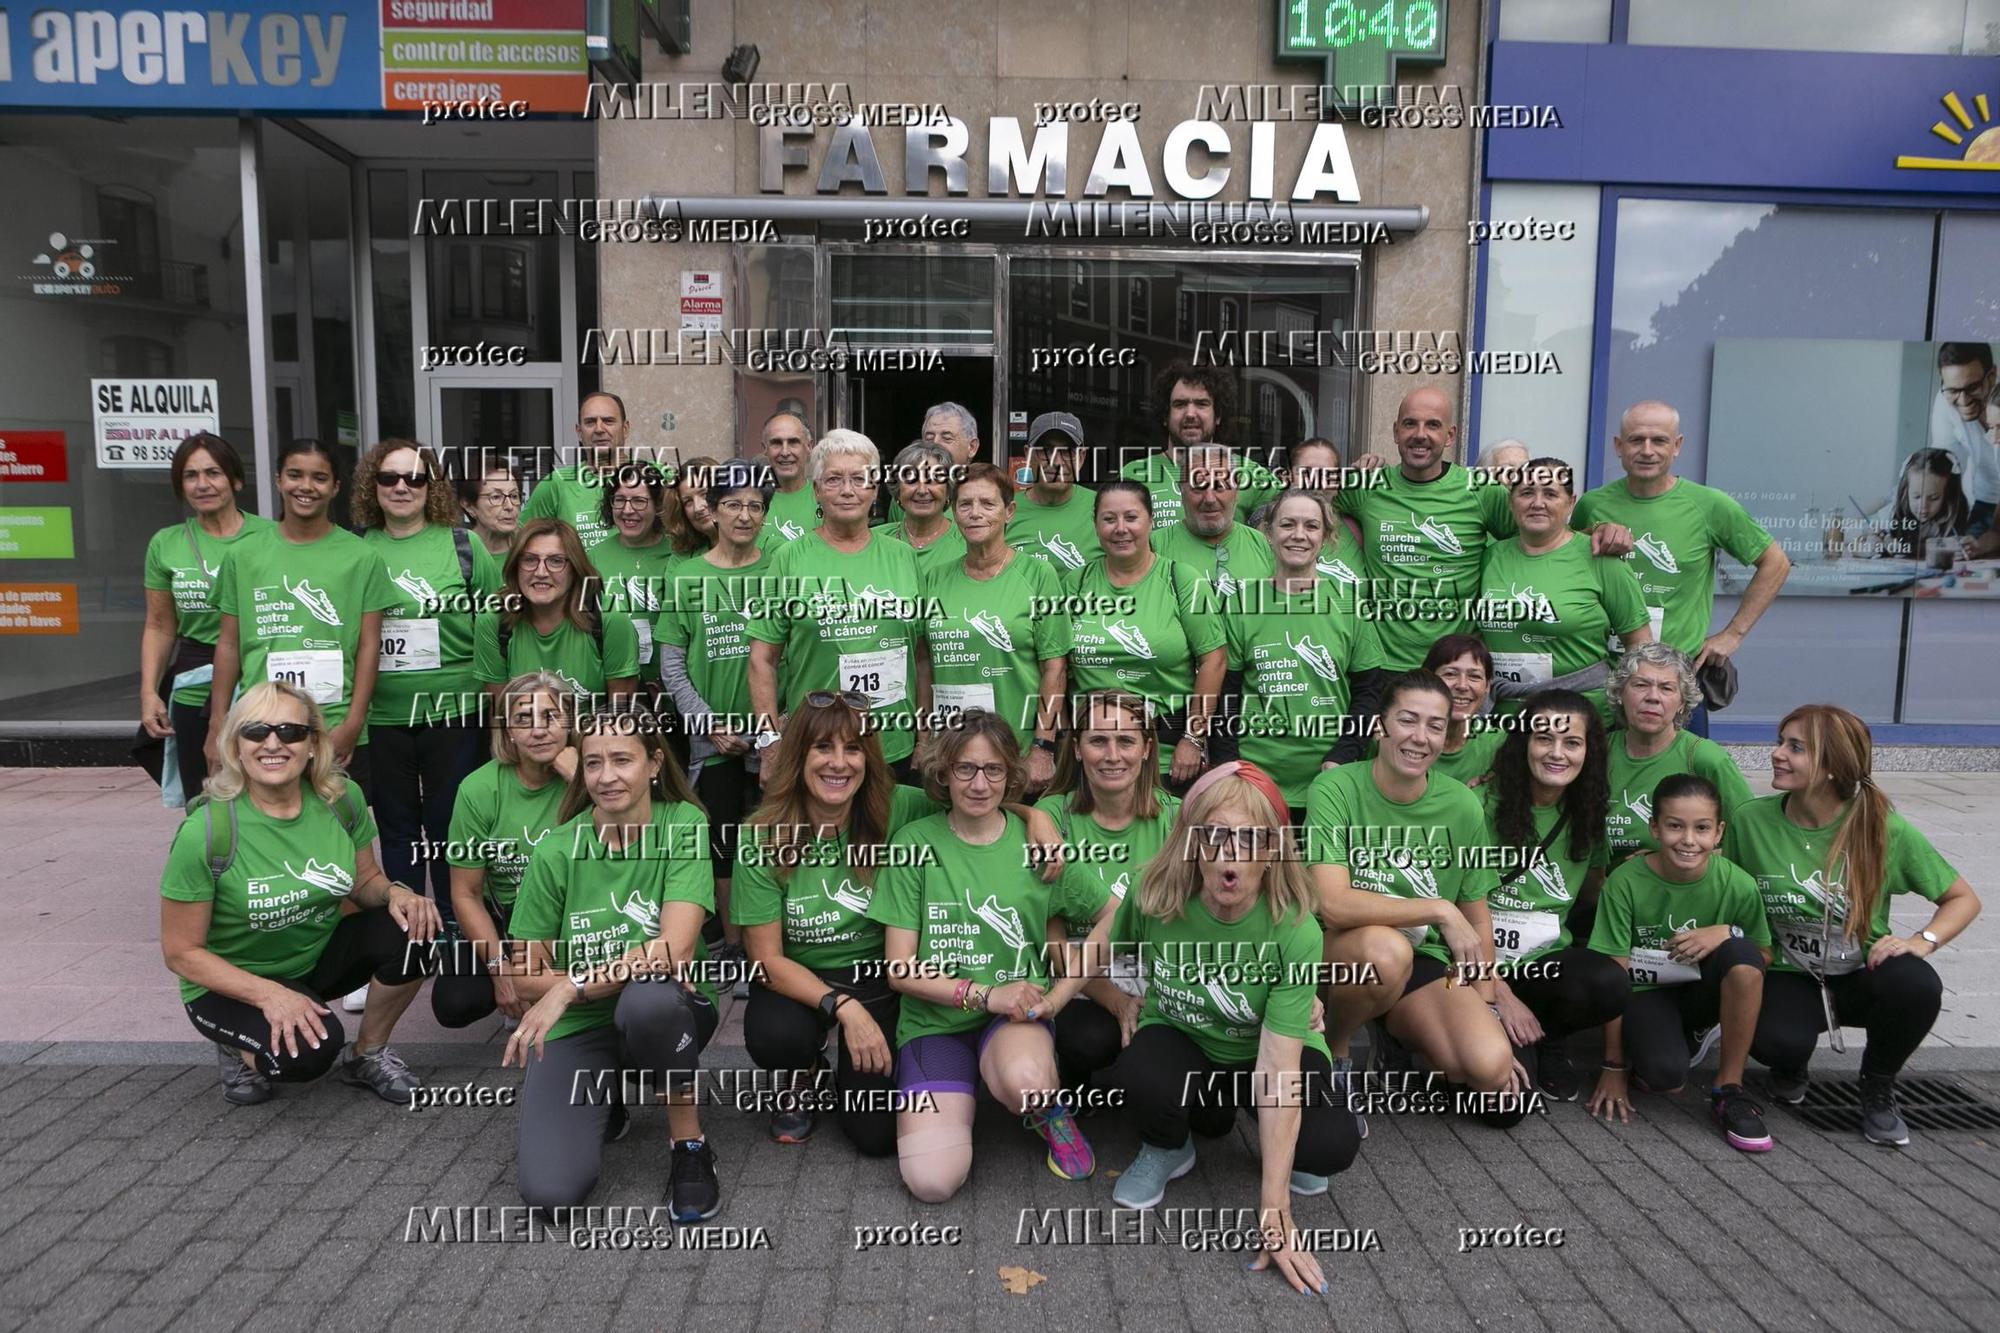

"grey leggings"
[515,979,718,1209]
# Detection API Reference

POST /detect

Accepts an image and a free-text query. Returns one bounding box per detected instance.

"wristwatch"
[1728,925,1745,939]
[1032,737,1058,755]
[753,730,782,752]
[1919,929,1942,948]
[817,990,847,1023]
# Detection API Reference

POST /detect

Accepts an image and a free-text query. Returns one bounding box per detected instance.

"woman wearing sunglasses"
[1110,762,1357,1296]
[1727,705,1980,1146]
[587,462,679,693]
[206,438,398,781]
[473,517,640,708]
[868,711,1112,1201]
[354,439,503,943]
[504,702,722,1221]
[432,672,573,1028]
[161,682,440,1107]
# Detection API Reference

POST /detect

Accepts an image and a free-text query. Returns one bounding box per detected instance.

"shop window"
[830,254,993,347]
[97,335,173,377]
[1476,183,1599,471]
[1628,0,1997,55]
[1497,0,1611,42]
[95,185,163,301]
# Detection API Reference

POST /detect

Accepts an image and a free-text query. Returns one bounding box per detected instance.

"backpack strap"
[328,783,370,842]
[451,525,475,590]
[195,795,238,885]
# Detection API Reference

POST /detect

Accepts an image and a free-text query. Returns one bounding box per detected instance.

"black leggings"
[1054,993,1123,1091]
[430,901,512,1029]
[182,908,436,1081]
[693,756,750,881]
[170,697,212,802]
[741,964,899,1157]
[1620,937,1765,1094]
[1507,948,1631,1039]
[362,719,480,917]
[1116,1023,1362,1178]
[1750,958,1943,1080]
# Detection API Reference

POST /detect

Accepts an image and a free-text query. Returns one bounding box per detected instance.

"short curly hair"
[1150,360,1237,445]
[351,439,459,530]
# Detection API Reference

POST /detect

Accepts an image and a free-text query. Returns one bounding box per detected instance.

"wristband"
[953,979,972,1010]
[571,974,588,1001]
[1601,1060,1628,1072]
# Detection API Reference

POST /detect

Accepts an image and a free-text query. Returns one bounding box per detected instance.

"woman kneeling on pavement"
[160,682,440,1106]
[503,703,721,1220]
[1111,761,1357,1295]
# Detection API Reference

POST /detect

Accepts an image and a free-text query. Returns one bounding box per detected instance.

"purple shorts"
[896,1016,1051,1098]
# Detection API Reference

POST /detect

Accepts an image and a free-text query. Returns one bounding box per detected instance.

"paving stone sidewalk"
[2,1051,1997,1333]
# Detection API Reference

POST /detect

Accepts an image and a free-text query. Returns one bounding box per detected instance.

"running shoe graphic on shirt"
[965,891,1029,951]
[1316,556,1363,585]
[555,670,588,696]
[201,559,222,578]
[611,888,661,937]
[282,858,354,895]
[1415,516,1464,556]
[1204,977,1261,1027]
[1788,863,1848,923]
[854,584,915,618]
[621,575,659,612]
[1530,855,1570,903]
[1286,631,1342,683]
[1505,582,1556,622]
[391,569,439,607]
[1040,534,1086,570]
[1104,620,1155,659]
[825,877,873,916]
[779,520,806,541]
[1634,533,1681,575]
[967,609,1015,653]
[1403,863,1442,899]
[1624,790,1652,825]
[1106,871,1132,901]
[284,576,343,627]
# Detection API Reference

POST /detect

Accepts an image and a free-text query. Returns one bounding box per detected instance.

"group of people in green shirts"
[148,378,1979,1286]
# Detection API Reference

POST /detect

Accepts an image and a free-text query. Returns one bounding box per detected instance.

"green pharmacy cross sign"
[1277,0,1448,110]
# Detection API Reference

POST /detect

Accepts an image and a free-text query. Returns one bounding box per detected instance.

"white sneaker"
[343,986,370,1013]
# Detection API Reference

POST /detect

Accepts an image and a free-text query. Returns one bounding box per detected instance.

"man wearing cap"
[1153,445,1275,599]
[1121,362,1282,529]
[1007,412,1101,575]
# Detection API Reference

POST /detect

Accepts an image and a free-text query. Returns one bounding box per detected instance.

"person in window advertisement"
[1873,447,1970,562]
[1927,342,1999,544]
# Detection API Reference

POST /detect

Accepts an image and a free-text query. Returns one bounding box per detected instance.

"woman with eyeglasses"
[1036,690,1181,1095]
[587,462,679,692]
[917,462,1069,792]
[354,439,503,944]
[456,449,523,558]
[868,711,1112,1200]
[162,682,440,1107]
[473,518,640,707]
[432,672,573,1028]
[1726,705,1980,1147]
[1605,643,1752,868]
[874,440,966,578]
[748,430,925,780]
[504,702,722,1220]
[142,432,274,803]
[1110,763,1356,1294]
[206,439,398,782]
[1067,480,1226,793]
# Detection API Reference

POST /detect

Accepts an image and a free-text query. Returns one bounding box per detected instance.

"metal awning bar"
[644,195,1429,233]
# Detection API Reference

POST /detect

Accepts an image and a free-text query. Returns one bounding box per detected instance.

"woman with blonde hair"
[473,517,640,705]
[160,682,440,1107]
[1728,704,1980,1145]
[1109,760,1355,1296]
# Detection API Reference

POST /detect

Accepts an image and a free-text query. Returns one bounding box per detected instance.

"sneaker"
[604,1101,630,1143]
[343,985,370,1013]
[1288,1171,1330,1196]
[215,1044,272,1106]
[1710,1083,1773,1153]
[1367,1019,1412,1076]
[770,1103,815,1144]
[1766,1067,1810,1106]
[1025,1104,1095,1181]
[1858,1075,1911,1147]
[339,1044,423,1105]
[1686,1025,1722,1071]
[668,1138,721,1222]
[732,976,752,1000]
[1111,1138,1196,1209]
[1535,1037,1581,1102]
[1330,1054,1368,1141]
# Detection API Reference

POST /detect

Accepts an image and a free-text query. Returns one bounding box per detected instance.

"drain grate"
[1783,1076,2000,1133]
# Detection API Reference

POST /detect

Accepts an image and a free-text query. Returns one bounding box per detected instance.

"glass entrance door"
[428,378,561,491]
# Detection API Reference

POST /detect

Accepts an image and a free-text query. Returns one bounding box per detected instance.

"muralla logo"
[284,576,343,627]
[1633,533,1680,575]
[1894,88,2000,172]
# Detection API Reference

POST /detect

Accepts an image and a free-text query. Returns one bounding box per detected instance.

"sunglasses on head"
[804,690,871,710]
[378,470,431,490]
[240,721,313,744]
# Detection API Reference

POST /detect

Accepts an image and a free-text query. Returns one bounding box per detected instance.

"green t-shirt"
[1606,729,1754,863]
[508,799,716,1042]
[1474,534,1650,713]
[1120,449,1283,530]
[1067,557,1225,772]
[1304,761,1493,964]
[521,463,612,549]
[1337,463,1515,670]
[1722,794,1957,977]
[745,530,925,763]
[1362,721,1506,786]
[765,486,818,545]
[921,551,1071,747]
[1113,890,1330,1066]
[445,759,568,911]
[1587,853,1770,991]
[214,525,401,736]
[1223,578,1385,806]
[866,812,1110,1045]
[1034,792,1182,932]
[1007,487,1101,575]
[1573,478,1774,657]
[730,786,940,970]
[1315,522,1370,592]
[871,518,966,581]
[159,791,378,1002]
[1152,521,1277,599]
[471,607,642,697]
[361,525,503,727]
[586,534,679,680]
[143,513,275,706]
[1481,797,1609,971]
[655,550,772,734]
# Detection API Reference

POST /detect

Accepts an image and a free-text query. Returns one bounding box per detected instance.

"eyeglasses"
[950,761,1009,784]
[239,721,312,744]
[509,707,568,730]
[1942,383,1990,403]
[1187,824,1274,856]
[609,496,655,511]
[378,471,431,490]
[820,473,874,492]
[716,499,767,516]
[805,690,870,710]
[518,554,569,573]
[478,491,522,506]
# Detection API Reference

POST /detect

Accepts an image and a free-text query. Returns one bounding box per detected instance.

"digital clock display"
[1281,0,1442,53]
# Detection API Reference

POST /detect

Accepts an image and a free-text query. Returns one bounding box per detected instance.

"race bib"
[1608,606,1666,654]
[377,618,441,673]
[268,649,343,703]
[1773,918,1864,977]
[633,617,654,667]
[1490,651,1553,689]
[1397,923,1429,948]
[1627,946,1700,986]
[1490,908,1560,965]
[838,646,908,708]
[931,682,996,715]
